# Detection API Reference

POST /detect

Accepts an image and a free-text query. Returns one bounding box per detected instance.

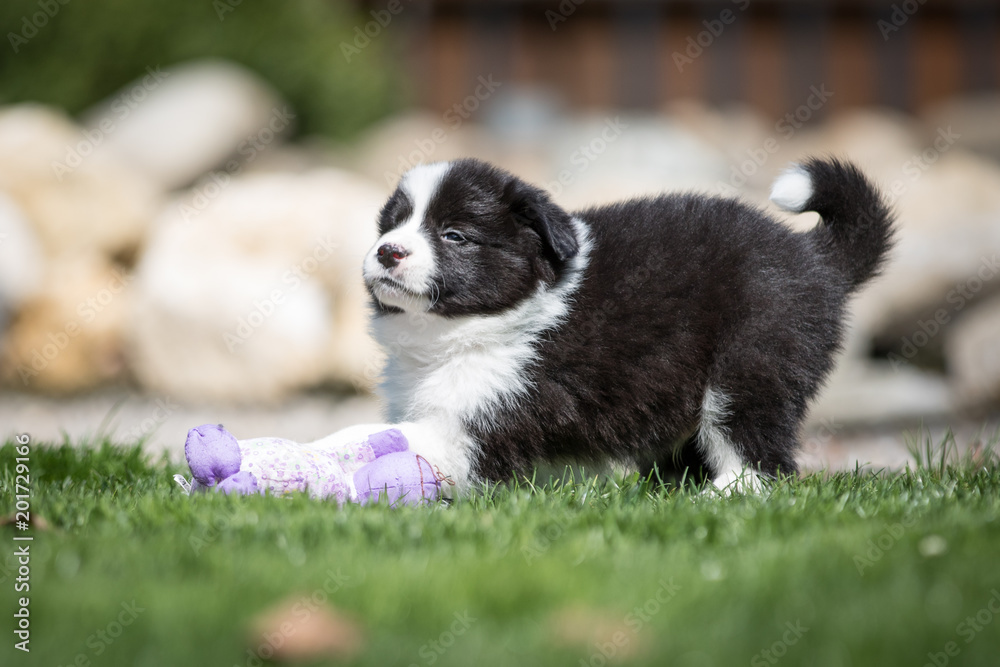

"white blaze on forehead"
[399,161,452,228]
[364,161,452,310]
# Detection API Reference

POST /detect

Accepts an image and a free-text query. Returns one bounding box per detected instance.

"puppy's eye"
[442,231,466,243]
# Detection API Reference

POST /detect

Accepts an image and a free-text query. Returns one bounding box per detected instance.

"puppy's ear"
[505,180,579,262]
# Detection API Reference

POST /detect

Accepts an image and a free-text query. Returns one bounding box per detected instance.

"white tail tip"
[769,165,813,213]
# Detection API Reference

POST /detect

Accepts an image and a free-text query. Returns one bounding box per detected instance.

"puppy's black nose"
[377,243,409,269]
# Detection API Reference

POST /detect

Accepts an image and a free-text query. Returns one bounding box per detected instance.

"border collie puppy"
[362,158,894,493]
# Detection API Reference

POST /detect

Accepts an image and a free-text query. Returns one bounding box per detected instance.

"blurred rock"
[849,150,1000,350]
[791,111,1000,424]
[347,111,500,191]
[548,114,729,209]
[782,109,1000,340]
[795,109,923,177]
[924,94,1000,163]
[84,60,290,191]
[0,193,45,323]
[808,359,957,427]
[946,295,1000,408]
[1,91,996,425]
[482,85,565,147]
[0,104,161,260]
[667,99,773,182]
[1,257,130,393]
[128,169,384,403]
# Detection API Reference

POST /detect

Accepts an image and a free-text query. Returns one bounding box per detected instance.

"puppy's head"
[364,159,579,316]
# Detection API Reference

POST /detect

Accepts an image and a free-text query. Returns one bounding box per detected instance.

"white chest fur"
[371,220,592,487]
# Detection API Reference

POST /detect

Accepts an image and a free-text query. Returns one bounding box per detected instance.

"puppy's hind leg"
[695,386,799,494]
[642,433,710,489]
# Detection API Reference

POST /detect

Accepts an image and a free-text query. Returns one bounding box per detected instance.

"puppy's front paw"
[704,468,766,496]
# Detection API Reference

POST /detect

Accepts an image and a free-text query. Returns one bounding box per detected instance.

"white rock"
[808,359,957,427]
[946,295,1000,408]
[0,104,161,259]
[0,256,131,393]
[348,111,500,192]
[666,99,774,188]
[848,149,1000,340]
[348,108,729,208]
[784,112,1000,424]
[760,111,1000,361]
[546,114,729,209]
[0,192,45,312]
[83,60,290,191]
[128,169,385,403]
[793,108,923,176]
[923,94,1000,163]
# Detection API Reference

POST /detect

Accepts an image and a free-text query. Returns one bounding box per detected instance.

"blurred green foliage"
[0,0,402,138]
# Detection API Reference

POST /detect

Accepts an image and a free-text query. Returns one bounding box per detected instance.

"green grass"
[3,434,1000,667]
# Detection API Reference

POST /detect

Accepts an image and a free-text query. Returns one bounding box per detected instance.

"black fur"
[374,157,895,484]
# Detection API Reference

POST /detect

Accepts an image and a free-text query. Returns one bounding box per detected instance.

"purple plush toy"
[178,424,442,506]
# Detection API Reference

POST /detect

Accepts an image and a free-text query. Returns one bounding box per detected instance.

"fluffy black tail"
[770,157,895,292]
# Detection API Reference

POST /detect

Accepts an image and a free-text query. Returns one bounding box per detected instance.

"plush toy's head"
[185,424,250,492]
